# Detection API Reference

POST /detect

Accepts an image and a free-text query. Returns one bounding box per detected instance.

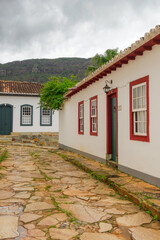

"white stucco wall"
[60,79,106,160]
[59,44,160,181]
[0,95,59,132]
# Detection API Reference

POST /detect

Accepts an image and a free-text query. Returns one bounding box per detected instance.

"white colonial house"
[59,25,160,187]
[0,80,59,135]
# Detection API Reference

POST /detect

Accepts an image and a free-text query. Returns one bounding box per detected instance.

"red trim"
[78,101,84,135]
[66,34,160,98]
[90,95,98,136]
[130,76,149,142]
[107,88,117,96]
[106,88,118,156]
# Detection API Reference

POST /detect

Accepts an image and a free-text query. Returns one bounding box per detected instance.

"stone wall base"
[11,132,59,147]
[59,143,106,164]
[118,164,160,187]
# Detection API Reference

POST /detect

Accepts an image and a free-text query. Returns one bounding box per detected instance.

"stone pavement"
[56,149,160,221]
[0,145,159,240]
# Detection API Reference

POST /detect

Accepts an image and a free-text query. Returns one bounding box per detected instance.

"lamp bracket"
[105,80,113,84]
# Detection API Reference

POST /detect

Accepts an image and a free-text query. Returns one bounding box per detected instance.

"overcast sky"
[0,0,160,63]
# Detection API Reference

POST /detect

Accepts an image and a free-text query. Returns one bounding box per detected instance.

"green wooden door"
[111,97,117,162]
[0,104,13,135]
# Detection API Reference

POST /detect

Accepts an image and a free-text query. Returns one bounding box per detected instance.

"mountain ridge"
[0,57,91,83]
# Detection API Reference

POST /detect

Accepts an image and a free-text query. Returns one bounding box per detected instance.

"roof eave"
[65,26,160,98]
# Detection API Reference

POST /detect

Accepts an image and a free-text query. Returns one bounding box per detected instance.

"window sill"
[130,134,149,142]
[20,124,33,126]
[90,132,98,136]
[40,124,52,126]
[78,131,84,135]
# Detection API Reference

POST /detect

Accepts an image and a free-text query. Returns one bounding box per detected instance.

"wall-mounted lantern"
[103,80,113,94]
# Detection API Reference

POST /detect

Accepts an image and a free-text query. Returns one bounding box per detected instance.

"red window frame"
[90,95,98,136]
[130,75,149,142]
[78,101,84,134]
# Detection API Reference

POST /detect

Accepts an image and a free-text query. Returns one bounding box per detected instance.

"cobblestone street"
[0,145,159,240]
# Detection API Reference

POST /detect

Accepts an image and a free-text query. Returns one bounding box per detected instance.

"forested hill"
[0,58,91,83]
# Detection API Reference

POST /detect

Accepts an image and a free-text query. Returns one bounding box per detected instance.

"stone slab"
[0,190,15,199]
[63,187,95,197]
[28,229,45,237]
[99,222,112,232]
[14,192,31,199]
[95,197,131,207]
[149,199,160,207]
[20,213,42,223]
[24,224,35,230]
[13,187,34,192]
[0,216,19,239]
[37,216,58,226]
[105,208,125,215]
[60,204,112,223]
[80,232,121,240]
[116,212,152,227]
[129,226,160,240]
[49,228,78,240]
[24,202,54,212]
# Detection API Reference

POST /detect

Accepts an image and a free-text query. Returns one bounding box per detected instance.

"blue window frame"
[40,107,52,126]
[20,105,33,126]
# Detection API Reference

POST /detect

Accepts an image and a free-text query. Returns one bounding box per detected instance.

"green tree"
[40,75,77,110]
[86,48,118,76]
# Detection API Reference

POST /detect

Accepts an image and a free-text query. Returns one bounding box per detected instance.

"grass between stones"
[50,195,73,219]
[0,149,8,178]
[37,160,79,225]
[35,156,81,239]
[0,149,8,163]
[39,169,53,181]
[45,185,52,191]
[50,191,80,224]
[29,151,36,157]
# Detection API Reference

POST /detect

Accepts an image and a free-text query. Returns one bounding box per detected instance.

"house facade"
[59,25,160,187]
[0,81,59,135]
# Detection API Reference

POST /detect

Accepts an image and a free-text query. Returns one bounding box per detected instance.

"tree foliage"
[85,49,118,76]
[40,75,77,110]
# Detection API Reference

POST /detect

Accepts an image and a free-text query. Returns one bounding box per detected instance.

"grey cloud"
[0,0,65,48]
[0,0,160,63]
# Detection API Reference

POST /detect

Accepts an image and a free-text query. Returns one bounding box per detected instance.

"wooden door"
[111,97,117,161]
[0,104,13,135]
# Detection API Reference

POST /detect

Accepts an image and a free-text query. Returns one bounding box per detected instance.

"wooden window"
[78,101,84,134]
[90,96,98,136]
[40,107,52,126]
[21,105,33,126]
[130,76,149,142]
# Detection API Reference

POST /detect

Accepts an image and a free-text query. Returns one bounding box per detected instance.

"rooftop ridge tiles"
[0,79,42,85]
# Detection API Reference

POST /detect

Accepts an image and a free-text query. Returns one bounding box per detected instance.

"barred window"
[21,105,33,126]
[132,83,146,135]
[90,96,98,135]
[40,108,52,126]
[91,99,97,132]
[78,101,84,134]
[130,76,149,142]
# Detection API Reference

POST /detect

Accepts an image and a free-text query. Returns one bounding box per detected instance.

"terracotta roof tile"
[0,80,42,95]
